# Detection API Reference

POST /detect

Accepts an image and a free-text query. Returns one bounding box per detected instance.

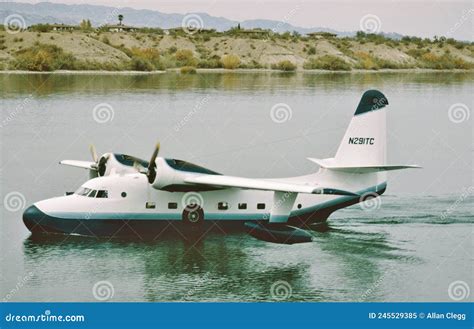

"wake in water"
[330,194,473,225]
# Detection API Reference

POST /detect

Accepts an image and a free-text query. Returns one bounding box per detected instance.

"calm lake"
[0,71,472,302]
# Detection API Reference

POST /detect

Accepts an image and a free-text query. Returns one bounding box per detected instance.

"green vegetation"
[180,66,197,74]
[418,52,472,69]
[271,60,297,71]
[405,48,473,69]
[303,55,351,71]
[0,26,472,72]
[129,47,163,70]
[353,52,403,70]
[175,49,197,67]
[197,55,222,68]
[80,19,93,32]
[221,54,240,69]
[28,24,53,32]
[12,43,77,71]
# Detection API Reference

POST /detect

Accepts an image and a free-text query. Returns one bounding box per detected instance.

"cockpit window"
[75,187,91,196]
[96,190,108,198]
[75,187,108,198]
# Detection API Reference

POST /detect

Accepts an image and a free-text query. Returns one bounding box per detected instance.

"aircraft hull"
[22,182,386,239]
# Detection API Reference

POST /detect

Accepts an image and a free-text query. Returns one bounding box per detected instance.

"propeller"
[89,144,108,176]
[89,144,98,163]
[146,142,160,184]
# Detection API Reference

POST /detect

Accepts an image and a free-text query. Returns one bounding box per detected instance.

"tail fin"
[334,90,388,166]
[308,90,420,173]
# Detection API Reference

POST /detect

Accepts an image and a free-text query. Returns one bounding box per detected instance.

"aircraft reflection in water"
[22,222,410,302]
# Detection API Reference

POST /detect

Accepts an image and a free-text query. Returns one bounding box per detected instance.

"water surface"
[1,72,472,302]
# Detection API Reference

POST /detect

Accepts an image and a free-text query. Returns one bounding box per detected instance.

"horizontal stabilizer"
[308,158,421,173]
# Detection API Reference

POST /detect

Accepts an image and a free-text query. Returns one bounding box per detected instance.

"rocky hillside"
[0,30,472,72]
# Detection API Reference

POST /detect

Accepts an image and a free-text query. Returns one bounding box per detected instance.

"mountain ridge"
[0,1,404,39]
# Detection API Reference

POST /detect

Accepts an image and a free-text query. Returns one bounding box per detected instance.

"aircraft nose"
[22,205,45,232]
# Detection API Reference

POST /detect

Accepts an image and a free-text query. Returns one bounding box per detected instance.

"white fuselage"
[32,170,385,222]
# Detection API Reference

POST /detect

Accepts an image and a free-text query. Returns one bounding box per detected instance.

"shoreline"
[0,68,472,75]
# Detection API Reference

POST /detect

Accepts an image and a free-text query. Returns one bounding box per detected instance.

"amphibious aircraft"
[23,90,420,244]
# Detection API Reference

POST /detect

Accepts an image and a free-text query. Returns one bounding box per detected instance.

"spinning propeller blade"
[89,144,98,163]
[147,142,160,184]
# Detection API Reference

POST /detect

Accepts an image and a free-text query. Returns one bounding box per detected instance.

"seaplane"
[23,90,420,244]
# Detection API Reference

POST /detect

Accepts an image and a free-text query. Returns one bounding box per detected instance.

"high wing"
[59,160,96,170]
[184,174,358,196]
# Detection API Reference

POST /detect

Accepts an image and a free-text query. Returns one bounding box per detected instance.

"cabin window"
[238,203,247,210]
[121,192,127,198]
[218,202,229,210]
[257,203,266,210]
[88,190,97,198]
[96,190,108,198]
[146,202,156,209]
[168,202,178,209]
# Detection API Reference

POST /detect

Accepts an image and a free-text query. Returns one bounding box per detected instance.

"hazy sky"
[12,1,474,40]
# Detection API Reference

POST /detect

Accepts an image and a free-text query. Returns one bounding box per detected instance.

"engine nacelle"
[149,158,222,192]
[150,158,191,190]
[98,153,148,177]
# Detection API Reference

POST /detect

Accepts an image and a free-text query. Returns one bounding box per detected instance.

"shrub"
[129,57,154,71]
[353,52,379,70]
[130,47,163,69]
[238,60,264,69]
[418,52,473,69]
[353,52,402,70]
[197,56,222,68]
[271,60,297,71]
[12,43,77,71]
[180,66,197,74]
[221,54,240,69]
[175,49,197,66]
[29,24,52,32]
[308,46,316,55]
[303,55,351,71]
